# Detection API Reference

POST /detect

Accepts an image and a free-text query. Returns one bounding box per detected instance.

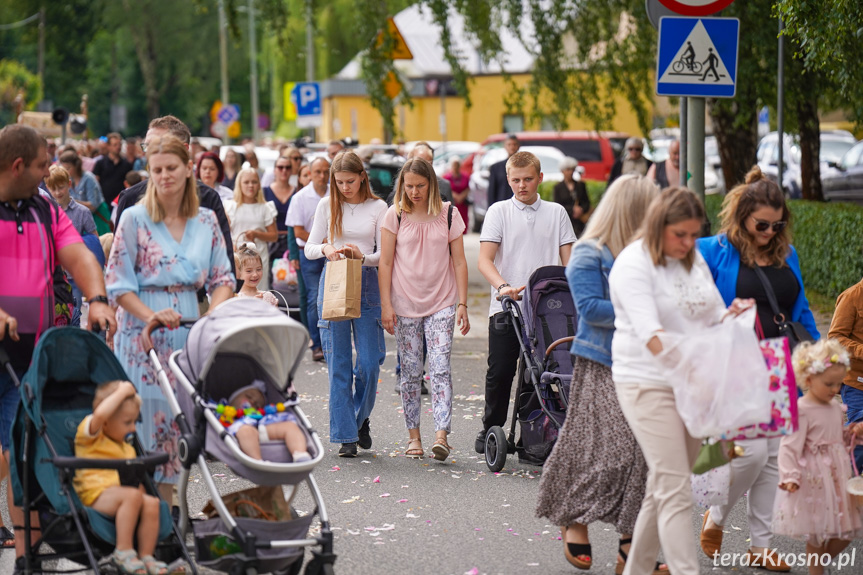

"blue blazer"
[697,234,820,339]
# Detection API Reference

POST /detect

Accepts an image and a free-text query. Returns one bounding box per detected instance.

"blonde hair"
[329,151,375,241]
[99,233,113,264]
[139,135,198,222]
[506,150,541,175]
[580,175,659,257]
[718,166,791,268]
[45,164,72,190]
[93,380,142,411]
[235,243,263,272]
[792,339,850,390]
[638,186,705,272]
[233,167,264,204]
[394,157,441,217]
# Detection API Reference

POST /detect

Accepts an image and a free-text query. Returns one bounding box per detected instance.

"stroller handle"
[52,452,170,471]
[142,317,197,355]
[545,336,575,358]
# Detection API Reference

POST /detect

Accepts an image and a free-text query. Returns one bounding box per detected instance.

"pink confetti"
[330,466,340,471]
[398,499,408,503]
[379,493,390,498]
[373,476,380,483]
[465,569,479,575]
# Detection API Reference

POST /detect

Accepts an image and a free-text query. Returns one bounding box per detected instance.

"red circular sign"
[657,0,735,16]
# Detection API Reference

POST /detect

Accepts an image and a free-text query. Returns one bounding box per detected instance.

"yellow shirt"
[73,415,136,506]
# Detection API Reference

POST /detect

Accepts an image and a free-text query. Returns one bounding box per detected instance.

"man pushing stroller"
[475,151,576,454]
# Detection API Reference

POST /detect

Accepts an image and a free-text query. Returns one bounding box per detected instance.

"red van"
[481,131,628,182]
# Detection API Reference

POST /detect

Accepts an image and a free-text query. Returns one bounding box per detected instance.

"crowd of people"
[2,118,863,575]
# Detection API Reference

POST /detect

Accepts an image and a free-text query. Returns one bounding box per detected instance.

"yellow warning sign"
[383,72,402,100]
[376,17,413,60]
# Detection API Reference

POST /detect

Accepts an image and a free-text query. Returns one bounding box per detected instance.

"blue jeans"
[299,251,325,349]
[842,385,863,472]
[317,265,386,444]
[0,367,24,452]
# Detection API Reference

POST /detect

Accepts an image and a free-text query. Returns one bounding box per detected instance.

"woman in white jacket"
[609,187,752,575]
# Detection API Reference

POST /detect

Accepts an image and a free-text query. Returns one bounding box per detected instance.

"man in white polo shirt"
[286,156,330,361]
[475,150,576,454]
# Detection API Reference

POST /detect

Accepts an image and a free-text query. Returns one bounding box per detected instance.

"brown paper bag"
[321,257,362,321]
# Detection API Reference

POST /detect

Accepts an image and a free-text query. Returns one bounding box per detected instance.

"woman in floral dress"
[106,135,235,500]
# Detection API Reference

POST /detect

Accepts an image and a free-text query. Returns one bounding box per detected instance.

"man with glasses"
[607,137,652,187]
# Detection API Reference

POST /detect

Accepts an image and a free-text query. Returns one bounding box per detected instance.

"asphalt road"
[1,232,859,574]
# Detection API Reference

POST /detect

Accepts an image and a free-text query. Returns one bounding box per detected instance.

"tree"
[0,59,41,125]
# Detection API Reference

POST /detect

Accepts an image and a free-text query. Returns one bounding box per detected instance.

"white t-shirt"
[609,238,728,387]
[285,183,329,247]
[304,197,387,267]
[479,197,576,317]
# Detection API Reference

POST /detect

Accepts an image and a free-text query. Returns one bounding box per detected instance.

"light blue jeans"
[317,265,386,444]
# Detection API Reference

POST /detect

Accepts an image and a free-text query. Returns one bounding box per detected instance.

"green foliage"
[0,59,41,123]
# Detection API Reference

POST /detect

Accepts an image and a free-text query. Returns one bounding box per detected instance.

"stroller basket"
[193,515,314,573]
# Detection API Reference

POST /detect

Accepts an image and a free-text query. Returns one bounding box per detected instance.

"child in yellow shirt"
[74,380,167,575]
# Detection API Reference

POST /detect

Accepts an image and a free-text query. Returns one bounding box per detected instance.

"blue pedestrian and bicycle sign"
[656,17,739,98]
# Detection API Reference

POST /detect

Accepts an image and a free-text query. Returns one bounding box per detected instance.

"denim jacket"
[566,238,616,367]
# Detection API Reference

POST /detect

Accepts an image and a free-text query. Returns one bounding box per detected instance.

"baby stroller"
[484,265,576,472]
[1,328,194,574]
[145,297,334,575]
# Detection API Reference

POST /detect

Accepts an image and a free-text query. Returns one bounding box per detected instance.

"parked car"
[366,153,406,201]
[481,131,627,182]
[431,142,481,176]
[219,145,281,176]
[757,131,856,198]
[822,140,863,204]
[469,145,566,232]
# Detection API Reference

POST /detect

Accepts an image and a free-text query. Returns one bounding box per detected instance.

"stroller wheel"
[484,426,508,472]
[304,558,335,575]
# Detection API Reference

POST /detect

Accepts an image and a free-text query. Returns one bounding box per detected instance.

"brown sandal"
[431,438,452,461]
[561,525,592,570]
[405,438,424,459]
[700,509,723,559]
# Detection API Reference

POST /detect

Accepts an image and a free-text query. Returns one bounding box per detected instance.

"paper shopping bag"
[720,337,799,440]
[321,257,362,321]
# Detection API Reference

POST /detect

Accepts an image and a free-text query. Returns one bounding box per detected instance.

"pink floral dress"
[773,396,863,544]
[106,206,235,483]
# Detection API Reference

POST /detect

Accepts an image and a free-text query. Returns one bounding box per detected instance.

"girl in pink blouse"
[379,158,470,461]
[774,338,863,575]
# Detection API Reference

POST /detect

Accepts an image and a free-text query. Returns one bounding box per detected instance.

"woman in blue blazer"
[697,167,819,572]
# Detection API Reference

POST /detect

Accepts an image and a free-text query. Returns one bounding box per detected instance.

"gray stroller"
[143,298,335,575]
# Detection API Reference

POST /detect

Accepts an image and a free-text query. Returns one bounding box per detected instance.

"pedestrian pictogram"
[656,17,739,98]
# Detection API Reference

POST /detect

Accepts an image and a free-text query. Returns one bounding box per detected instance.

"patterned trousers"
[395,305,456,431]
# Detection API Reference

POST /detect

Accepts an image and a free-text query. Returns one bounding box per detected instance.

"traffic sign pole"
[687,98,705,203]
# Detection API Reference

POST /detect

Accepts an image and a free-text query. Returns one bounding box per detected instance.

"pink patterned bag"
[720,330,799,441]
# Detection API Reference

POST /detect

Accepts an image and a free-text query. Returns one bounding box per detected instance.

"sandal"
[112,549,146,575]
[0,526,14,548]
[140,555,169,575]
[561,525,591,570]
[615,537,669,575]
[431,438,451,461]
[405,438,424,459]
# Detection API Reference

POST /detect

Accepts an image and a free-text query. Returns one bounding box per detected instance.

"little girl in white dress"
[235,244,278,307]
[773,338,863,575]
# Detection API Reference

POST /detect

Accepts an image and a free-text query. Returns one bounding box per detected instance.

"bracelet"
[457,303,467,309]
[89,295,109,306]
[497,282,510,292]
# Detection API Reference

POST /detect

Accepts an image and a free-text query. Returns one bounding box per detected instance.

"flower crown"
[798,352,850,375]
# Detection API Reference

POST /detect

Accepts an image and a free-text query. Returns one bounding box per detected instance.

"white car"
[219,145,281,175]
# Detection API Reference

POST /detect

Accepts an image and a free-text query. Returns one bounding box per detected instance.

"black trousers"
[482,312,522,430]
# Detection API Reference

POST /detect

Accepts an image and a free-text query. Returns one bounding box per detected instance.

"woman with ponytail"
[696,166,819,571]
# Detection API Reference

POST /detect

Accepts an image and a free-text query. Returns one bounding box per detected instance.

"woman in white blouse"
[304,151,388,458]
[608,187,753,575]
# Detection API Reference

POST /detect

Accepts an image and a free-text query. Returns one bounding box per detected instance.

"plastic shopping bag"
[271,258,297,291]
[659,307,772,438]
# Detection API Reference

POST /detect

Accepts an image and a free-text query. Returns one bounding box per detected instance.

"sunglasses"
[627,147,643,152]
[752,218,787,233]
[275,165,291,171]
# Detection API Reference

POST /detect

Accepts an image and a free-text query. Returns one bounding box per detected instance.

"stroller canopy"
[19,327,129,424]
[175,298,309,393]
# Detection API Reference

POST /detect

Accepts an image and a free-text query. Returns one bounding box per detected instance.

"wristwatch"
[89,295,109,306]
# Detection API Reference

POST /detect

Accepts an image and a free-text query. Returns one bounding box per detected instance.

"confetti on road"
[380,493,391,497]
[373,476,380,483]
[398,499,408,503]
[341,496,360,504]
[330,466,340,471]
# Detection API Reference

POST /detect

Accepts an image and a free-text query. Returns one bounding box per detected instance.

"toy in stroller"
[484,265,576,472]
[1,328,195,575]
[144,297,335,575]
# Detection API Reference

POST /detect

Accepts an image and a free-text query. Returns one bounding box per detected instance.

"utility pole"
[218,0,230,144]
[249,0,259,143]
[305,0,314,83]
[37,7,45,89]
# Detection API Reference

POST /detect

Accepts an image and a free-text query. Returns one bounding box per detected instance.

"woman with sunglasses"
[697,166,819,572]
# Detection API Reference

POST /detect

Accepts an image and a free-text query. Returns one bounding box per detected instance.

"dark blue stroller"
[484,266,576,472]
[2,328,196,574]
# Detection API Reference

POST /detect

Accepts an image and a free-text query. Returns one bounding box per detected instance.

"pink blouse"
[381,202,465,318]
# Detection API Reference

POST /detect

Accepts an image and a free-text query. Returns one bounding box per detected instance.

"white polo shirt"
[480,196,576,317]
[285,183,329,247]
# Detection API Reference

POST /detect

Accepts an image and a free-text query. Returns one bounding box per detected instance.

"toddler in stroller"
[73,380,168,575]
[219,379,311,462]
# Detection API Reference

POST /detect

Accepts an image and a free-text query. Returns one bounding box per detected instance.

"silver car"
[822,140,863,204]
